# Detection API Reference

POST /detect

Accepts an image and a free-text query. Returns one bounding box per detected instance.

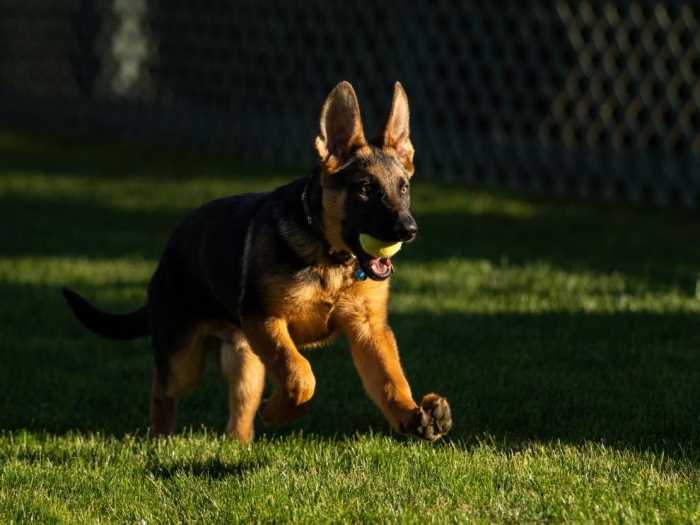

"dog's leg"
[242,317,316,426]
[339,304,452,442]
[150,323,208,437]
[219,330,266,443]
[150,368,178,436]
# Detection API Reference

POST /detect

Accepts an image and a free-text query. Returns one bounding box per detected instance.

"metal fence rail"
[1,1,699,206]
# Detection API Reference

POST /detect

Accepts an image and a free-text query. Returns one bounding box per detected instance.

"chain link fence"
[1,1,699,206]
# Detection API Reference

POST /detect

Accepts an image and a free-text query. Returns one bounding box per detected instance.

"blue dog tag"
[355,269,367,281]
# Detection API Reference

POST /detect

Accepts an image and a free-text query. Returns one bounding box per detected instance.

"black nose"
[395,215,418,242]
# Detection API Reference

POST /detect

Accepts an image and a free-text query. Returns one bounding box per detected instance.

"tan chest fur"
[262,264,384,347]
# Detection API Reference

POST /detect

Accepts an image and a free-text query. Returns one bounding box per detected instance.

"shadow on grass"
[410,207,700,296]
[0,129,302,183]
[279,309,700,458]
[147,455,265,481]
[1,279,698,459]
[0,194,182,260]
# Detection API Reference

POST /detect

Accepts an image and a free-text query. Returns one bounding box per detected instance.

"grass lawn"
[1,130,700,522]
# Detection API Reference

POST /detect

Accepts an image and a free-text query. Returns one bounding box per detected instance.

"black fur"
[62,175,325,338]
[62,287,150,339]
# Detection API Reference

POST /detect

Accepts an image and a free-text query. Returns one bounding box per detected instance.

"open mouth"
[354,236,397,281]
[361,254,394,280]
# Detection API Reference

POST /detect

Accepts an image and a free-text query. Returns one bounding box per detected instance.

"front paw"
[258,373,316,426]
[258,397,311,426]
[258,391,313,426]
[401,394,452,441]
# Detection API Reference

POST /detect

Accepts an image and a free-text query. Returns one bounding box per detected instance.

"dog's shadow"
[147,454,264,481]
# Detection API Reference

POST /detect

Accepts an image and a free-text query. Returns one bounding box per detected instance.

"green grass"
[1,130,700,522]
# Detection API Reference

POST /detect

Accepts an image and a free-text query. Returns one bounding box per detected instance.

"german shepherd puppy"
[63,81,452,442]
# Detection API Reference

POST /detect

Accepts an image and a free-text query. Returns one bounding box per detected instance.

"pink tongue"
[369,257,392,275]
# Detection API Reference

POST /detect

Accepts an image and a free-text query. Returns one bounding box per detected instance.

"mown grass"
[1,130,700,522]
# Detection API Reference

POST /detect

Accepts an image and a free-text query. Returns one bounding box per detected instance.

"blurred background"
[1,0,699,206]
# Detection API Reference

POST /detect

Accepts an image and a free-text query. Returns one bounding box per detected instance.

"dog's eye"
[359,183,375,196]
[400,184,410,195]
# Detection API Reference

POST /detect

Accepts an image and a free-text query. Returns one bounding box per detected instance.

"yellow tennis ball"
[359,233,402,258]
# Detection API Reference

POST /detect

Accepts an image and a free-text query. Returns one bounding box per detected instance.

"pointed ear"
[374,82,415,175]
[315,81,367,171]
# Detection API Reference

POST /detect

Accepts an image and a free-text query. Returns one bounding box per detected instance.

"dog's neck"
[301,173,355,266]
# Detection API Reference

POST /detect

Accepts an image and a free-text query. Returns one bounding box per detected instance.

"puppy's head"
[315,81,416,281]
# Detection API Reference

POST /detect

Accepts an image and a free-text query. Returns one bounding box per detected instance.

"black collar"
[301,176,317,229]
[301,174,356,265]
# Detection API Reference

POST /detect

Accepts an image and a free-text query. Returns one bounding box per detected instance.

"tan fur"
[321,183,350,255]
[149,322,215,436]
[163,323,210,398]
[242,255,426,435]
[219,331,265,443]
[332,280,418,433]
[150,369,178,436]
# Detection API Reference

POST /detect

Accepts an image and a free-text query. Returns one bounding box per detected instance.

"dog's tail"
[62,287,151,340]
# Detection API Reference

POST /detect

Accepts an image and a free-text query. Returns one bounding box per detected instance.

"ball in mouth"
[359,233,403,258]
[356,233,403,280]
